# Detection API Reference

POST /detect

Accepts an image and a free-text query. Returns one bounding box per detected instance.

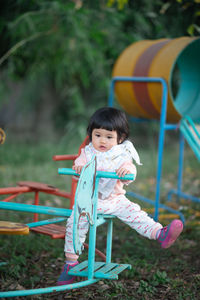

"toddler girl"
[57,107,183,286]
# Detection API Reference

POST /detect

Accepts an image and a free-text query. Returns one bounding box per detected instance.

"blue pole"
[154,78,168,221]
[108,76,168,221]
[177,131,185,198]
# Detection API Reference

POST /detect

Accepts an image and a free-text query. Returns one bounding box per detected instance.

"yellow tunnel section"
[112,37,200,123]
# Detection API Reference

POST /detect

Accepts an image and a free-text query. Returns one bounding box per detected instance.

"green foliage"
[0,1,132,137]
[138,280,156,294]
[152,270,170,285]
[107,0,129,10]
[0,0,199,139]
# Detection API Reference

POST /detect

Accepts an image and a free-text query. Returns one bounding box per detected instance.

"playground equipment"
[180,116,200,162]
[0,128,6,144]
[0,221,29,235]
[59,157,133,281]
[109,36,200,223]
[0,137,108,258]
[0,137,89,225]
[112,37,200,123]
[1,35,199,296]
[0,157,134,297]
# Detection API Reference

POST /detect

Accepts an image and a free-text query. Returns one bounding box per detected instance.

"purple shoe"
[57,261,79,286]
[158,219,183,249]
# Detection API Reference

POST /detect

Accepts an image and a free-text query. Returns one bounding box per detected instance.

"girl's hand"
[116,167,131,178]
[72,165,83,174]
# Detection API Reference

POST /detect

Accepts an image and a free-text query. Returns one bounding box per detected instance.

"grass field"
[0,138,200,299]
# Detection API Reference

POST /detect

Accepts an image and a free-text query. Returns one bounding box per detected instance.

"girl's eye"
[107,136,113,139]
[95,134,100,137]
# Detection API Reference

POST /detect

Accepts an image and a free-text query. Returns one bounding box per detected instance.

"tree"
[0,0,199,139]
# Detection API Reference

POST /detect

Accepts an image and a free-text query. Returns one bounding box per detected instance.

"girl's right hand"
[72,165,83,174]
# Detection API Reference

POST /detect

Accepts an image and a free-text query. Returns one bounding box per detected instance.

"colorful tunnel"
[112,37,200,123]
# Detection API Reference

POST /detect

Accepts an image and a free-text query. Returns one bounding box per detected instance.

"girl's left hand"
[116,167,131,178]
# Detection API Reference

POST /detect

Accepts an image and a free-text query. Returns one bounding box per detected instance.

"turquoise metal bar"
[0,279,99,298]
[27,217,67,228]
[96,216,108,227]
[106,219,113,264]
[96,215,115,227]
[87,177,100,280]
[0,201,71,217]
[96,171,134,181]
[59,168,134,181]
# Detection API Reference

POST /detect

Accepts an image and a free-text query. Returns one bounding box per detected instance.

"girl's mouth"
[99,145,106,151]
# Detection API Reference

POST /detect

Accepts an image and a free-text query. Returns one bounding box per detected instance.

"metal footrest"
[68,260,132,280]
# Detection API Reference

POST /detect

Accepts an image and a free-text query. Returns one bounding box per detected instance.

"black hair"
[87,107,129,144]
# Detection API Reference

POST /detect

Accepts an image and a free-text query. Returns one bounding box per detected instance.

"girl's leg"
[64,210,89,254]
[98,196,162,239]
[57,210,89,286]
[98,196,183,247]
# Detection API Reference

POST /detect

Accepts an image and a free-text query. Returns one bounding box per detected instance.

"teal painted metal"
[96,215,112,227]
[167,115,200,204]
[59,168,134,181]
[0,279,100,298]
[69,156,132,280]
[106,219,113,264]
[171,38,200,123]
[27,217,67,228]
[69,261,131,280]
[180,115,200,161]
[0,201,71,217]
[73,157,97,255]
[88,176,99,279]
[0,156,133,297]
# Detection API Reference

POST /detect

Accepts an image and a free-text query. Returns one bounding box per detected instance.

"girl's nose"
[100,137,106,143]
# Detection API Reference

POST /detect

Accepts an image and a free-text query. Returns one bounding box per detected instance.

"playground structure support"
[167,132,200,204]
[108,76,188,223]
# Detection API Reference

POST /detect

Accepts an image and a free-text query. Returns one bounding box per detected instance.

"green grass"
[0,139,200,299]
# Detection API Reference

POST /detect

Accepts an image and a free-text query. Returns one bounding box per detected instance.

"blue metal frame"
[108,76,185,223]
[167,131,200,204]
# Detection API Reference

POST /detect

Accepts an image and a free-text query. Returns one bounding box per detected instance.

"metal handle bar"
[58,168,134,181]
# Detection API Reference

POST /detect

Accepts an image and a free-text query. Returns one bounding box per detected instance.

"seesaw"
[0,156,134,298]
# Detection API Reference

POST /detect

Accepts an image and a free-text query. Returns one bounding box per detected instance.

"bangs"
[92,118,115,132]
[87,107,129,143]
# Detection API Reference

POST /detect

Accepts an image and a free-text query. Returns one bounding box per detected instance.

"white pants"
[64,195,162,255]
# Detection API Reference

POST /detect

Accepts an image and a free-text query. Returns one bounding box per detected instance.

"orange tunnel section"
[112,37,200,123]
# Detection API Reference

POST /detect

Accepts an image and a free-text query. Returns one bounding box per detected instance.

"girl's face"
[92,128,119,152]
